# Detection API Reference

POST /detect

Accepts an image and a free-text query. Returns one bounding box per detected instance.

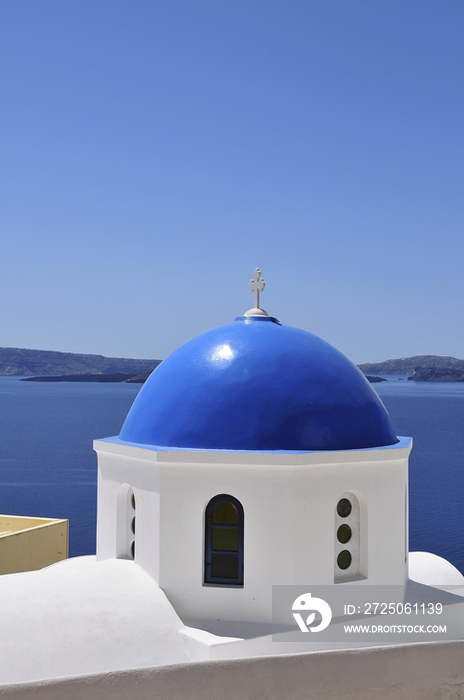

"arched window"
[204,495,244,586]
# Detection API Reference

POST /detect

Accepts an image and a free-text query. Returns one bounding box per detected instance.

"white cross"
[249,268,265,308]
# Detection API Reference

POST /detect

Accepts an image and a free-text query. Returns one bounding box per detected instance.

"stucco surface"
[0,642,463,700]
[0,551,463,692]
[409,551,464,585]
[0,557,191,685]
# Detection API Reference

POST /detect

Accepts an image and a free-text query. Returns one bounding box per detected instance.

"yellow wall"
[0,515,68,574]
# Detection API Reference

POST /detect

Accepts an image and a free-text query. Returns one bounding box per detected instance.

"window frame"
[204,494,244,586]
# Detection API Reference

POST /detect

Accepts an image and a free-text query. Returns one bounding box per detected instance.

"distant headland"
[407,367,464,382]
[358,355,464,381]
[0,347,161,378]
[358,355,464,378]
[20,372,151,383]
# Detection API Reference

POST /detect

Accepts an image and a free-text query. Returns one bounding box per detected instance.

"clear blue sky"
[1,0,463,364]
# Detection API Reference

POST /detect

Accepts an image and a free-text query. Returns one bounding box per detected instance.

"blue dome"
[119,316,398,451]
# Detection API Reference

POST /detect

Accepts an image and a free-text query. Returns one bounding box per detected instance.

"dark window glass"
[337,550,352,570]
[205,495,244,586]
[212,527,238,551]
[211,554,239,579]
[337,524,352,544]
[337,498,352,518]
[213,501,238,525]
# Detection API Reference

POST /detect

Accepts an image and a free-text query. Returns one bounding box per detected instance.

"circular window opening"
[337,498,352,518]
[131,493,136,510]
[337,550,352,570]
[130,541,135,559]
[337,524,352,544]
[131,516,136,535]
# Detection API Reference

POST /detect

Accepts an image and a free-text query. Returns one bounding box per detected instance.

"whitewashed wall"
[1,641,463,700]
[95,438,411,626]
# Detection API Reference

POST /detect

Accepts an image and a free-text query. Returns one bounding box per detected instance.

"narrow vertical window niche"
[334,491,367,582]
[204,494,244,586]
[404,482,409,563]
[116,483,136,560]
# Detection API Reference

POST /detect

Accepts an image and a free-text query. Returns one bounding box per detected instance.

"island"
[358,355,464,377]
[20,373,146,383]
[408,367,464,382]
[0,347,161,377]
[21,371,156,384]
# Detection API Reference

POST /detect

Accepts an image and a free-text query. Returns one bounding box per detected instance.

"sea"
[0,375,463,572]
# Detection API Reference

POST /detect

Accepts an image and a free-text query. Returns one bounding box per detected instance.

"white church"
[1,269,464,700]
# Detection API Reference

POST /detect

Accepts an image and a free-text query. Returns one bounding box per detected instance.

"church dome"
[119,315,398,452]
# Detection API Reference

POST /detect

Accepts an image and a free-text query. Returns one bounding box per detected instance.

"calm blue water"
[0,375,463,572]
[374,377,464,573]
[0,377,140,557]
